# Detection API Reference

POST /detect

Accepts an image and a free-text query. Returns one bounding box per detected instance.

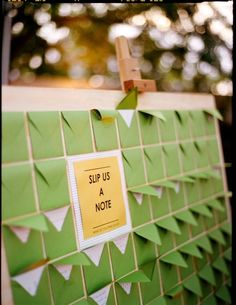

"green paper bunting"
[135,224,162,245]
[198,264,216,286]
[54,252,91,266]
[6,214,48,232]
[212,257,229,275]
[190,204,213,218]
[179,243,202,259]
[216,286,231,303]
[174,210,198,226]
[208,229,226,246]
[195,236,213,254]
[183,274,202,297]
[160,251,188,268]
[156,216,181,235]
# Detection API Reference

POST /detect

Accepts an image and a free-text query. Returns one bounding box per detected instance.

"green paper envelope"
[116,87,137,109]
[110,235,135,279]
[117,111,140,148]
[3,226,44,275]
[138,112,159,145]
[43,209,77,259]
[153,180,176,191]
[144,146,164,182]
[2,112,29,163]
[223,248,232,261]
[157,229,174,256]
[207,199,225,212]
[174,210,198,226]
[149,296,168,305]
[165,284,183,298]
[28,112,63,159]
[34,159,70,210]
[151,189,170,219]
[11,267,52,305]
[190,214,205,237]
[215,286,231,303]
[135,224,162,246]
[168,183,185,211]
[156,216,181,235]
[179,142,196,173]
[61,111,93,155]
[182,289,198,305]
[131,185,159,197]
[183,274,202,297]
[204,113,217,135]
[140,263,161,304]
[175,111,191,140]
[189,110,207,137]
[207,138,220,165]
[2,164,36,220]
[91,110,118,151]
[54,252,91,266]
[193,140,210,168]
[6,214,48,232]
[83,245,112,295]
[208,229,226,246]
[115,283,141,305]
[180,255,194,280]
[175,222,190,246]
[133,234,156,266]
[118,270,151,283]
[159,111,177,142]
[162,144,181,178]
[212,257,229,275]
[190,204,213,218]
[160,251,187,268]
[220,222,232,236]
[198,264,216,286]
[122,149,146,187]
[159,261,179,293]
[195,235,213,254]
[128,193,151,227]
[201,295,217,305]
[179,243,202,259]
[49,265,84,305]
[89,286,115,305]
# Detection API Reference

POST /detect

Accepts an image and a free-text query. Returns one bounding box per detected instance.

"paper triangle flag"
[10,227,31,243]
[153,180,176,191]
[198,264,216,286]
[83,243,105,267]
[183,275,202,297]
[165,284,183,298]
[208,229,226,246]
[179,243,202,259]
[118,270,151,283]
[207,199,225,212]
[174,176,195,183]
[174,182,180,193]
[116,87,137,110]
[224,248,232,261]
[156,216,181,235]
[132,192,143,205]
[174,210,198,226]
[153,186,163,199]
[44,206,69,232]
[54,264,73,281]
[220,222,232,235]
[135,223,162,245]
[119,282,132,295]
[140,110,166,121]
[7,214,48,232]
[113,233,129,254]
[54,252,91,266]
[189,172,209,180]
[131,185,159,197]
[212,257,229,275]
[195,236,213,254]
[215,286,231,303]
[140,260,156,281]
[190,204,213,218]
[204,109,223,121]
[118,110,135,128]
[160,251,188,268]
[90,285,111,305]
[12,265,45,296]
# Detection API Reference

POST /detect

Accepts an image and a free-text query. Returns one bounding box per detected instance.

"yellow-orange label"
[74,156,127,239]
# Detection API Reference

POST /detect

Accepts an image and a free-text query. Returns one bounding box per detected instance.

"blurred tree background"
[4,2,232,96]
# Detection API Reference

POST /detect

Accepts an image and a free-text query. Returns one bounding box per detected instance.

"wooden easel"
[115,36,157,92]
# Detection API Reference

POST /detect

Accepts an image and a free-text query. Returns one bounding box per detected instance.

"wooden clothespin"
[115,36,157,93]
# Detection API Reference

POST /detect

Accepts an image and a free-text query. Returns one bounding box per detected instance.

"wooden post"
[115,36,157,93]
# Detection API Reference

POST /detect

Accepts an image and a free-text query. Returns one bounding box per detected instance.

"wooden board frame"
[2,85,231,305]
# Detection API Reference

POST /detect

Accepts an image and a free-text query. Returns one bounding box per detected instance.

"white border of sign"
[68,150,132,250]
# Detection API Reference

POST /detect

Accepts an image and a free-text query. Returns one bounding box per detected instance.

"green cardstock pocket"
[34,159,70,210]
[144,146,164,182]
[128,193,151,227]
[62,111,93,155]
[207,138,220,165]
[151,189,170,219]
[117,111,140,148]
[175,111,191,140]
[28,111,63,159]
[179,142,197,173]
[2,112,29,163]
[2,164,36,220]
[115,283,141,305]
[133,234,157,266]
[159,111,177,142]
[159,261,179,293]
[162,144,181,178]
[138,112,159,145]
[189,111,207,138]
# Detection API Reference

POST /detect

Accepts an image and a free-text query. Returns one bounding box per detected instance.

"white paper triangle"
[83,243,105,267]
[44,206,69,232]
[10,226,31,243]
[118,110,134,128]
[174,182,180,193]
[153,186,163,199]
[133,192,143,205]
[90,285,111,305]
[113,233,129,254]
[12,265,45,296]
[54,264,73,281]
[119,282,132,295]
